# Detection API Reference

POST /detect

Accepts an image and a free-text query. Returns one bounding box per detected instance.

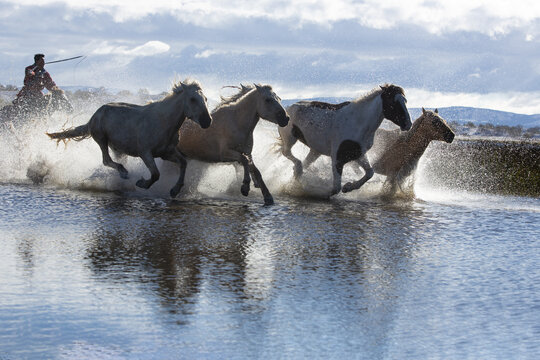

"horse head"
[254,84,289,127]
[380,84,411,131]
[49,88,74,114]
[176,80,212,129]
[420,108,455,143]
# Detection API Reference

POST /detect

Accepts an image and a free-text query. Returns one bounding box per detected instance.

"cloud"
[92,41,170,57]
[1,0,540,115]
[4,0,540,36]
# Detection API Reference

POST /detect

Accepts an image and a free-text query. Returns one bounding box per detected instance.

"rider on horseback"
[13,54,58,112]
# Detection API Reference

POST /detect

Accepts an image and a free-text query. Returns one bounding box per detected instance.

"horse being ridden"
[47,80,212,197]
[1,88,73,124]
[177,84,289,205]
[278,84,411,195]
[370,108,455,191]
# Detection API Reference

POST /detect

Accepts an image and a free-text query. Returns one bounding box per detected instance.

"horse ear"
[422,107,426,114]
[435,108,438,113]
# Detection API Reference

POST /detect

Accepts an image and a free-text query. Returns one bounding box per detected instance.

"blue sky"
[1,0,540,113]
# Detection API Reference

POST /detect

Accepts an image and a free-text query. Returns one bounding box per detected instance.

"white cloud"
[91,41,170,57]
[4,0,540,35]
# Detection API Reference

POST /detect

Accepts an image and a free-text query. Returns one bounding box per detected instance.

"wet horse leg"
[94,136,129,179]
[244,153,274,205]
[342,155,374,193]
[136,152,160,190]
[302,149,321,171]
[237,154,252,197]
[278,127,303,178]
[162,149,188,198]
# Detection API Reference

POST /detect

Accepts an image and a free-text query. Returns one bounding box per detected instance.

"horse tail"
[47,124,90,141]
[271,133,284,155]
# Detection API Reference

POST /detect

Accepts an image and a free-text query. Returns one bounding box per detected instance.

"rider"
[14,53,58,111]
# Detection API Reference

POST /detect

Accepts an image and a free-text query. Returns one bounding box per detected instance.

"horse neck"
[403,117,432,156]
[349,93,385,136]
[159,93,186,128]
[229,89,260,133]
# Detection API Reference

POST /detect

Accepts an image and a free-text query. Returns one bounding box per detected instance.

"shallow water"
[1,116,539,359]
[1,182,539,359]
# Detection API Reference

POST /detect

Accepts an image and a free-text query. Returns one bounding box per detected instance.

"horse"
[177,84,289,205]
[369,108,455,191]
[43,88,74,115]
[0,87,73,124]
[47,79,212,197]
[277,84,412,195]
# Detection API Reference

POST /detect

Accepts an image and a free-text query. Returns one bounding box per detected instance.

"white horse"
[47,80,212,197]
[277,84,412,195]
[178,84,289,205]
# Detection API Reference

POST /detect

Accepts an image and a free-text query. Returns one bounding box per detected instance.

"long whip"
[45,56,85,65]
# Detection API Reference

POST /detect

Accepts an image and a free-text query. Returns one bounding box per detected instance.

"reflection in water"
[1,184,538,358]
[81,195,425,357]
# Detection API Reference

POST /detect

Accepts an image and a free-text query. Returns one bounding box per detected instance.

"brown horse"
[370,108,455,191]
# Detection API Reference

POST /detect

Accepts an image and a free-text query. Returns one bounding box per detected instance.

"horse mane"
[213,84,272,113]
[304,101,351,111]
[170,79,202,97]
[403,109,441,142]
[352,83,405,105]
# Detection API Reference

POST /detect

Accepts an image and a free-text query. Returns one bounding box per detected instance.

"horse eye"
[190,97,197,103]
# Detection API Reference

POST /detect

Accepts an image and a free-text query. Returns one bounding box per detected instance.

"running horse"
[277,84,412,195]
[370,108,455,191]
[47,79,212,197]
[0,87,73,124]
[177,84,289,205]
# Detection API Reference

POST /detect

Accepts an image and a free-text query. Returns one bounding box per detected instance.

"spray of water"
[1,104,539,212]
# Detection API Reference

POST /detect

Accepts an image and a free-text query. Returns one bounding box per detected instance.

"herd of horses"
[13,79,454,205]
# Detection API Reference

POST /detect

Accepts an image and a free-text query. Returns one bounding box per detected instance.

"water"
[1,116,539,359]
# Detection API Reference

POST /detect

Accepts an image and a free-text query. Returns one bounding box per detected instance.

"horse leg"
[342,155,374,193]
[94,136,129,179]
[302,149,321,171]
[244,153,274,205]
[162,149,188,198]
[237,154,252,197]
[330,157,343,195]
[136,152,160,190]
[278,126,303,178]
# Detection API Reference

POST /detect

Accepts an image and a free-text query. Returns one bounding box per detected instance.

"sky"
[1,0,540,113]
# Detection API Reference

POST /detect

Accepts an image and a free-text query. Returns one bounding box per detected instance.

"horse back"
[90,102,180,157]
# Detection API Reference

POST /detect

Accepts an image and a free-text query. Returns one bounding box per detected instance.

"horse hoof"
[136,178,149,189]
[264,197,274,206]
[119,172,129,180]
[241,184,250,196]
[342,182,354,193]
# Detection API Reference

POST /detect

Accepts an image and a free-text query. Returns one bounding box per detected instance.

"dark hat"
[34,53,45,62]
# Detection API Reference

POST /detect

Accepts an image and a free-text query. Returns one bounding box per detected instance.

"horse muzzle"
[277,111,290,127]
[197,113,212,129]
[445,131,455,143]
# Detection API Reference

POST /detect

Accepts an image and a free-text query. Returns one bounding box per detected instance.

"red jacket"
[17,64,56,98]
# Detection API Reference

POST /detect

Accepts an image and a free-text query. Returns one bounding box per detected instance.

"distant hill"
[282,98,540,129]
[409,106,540,129]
